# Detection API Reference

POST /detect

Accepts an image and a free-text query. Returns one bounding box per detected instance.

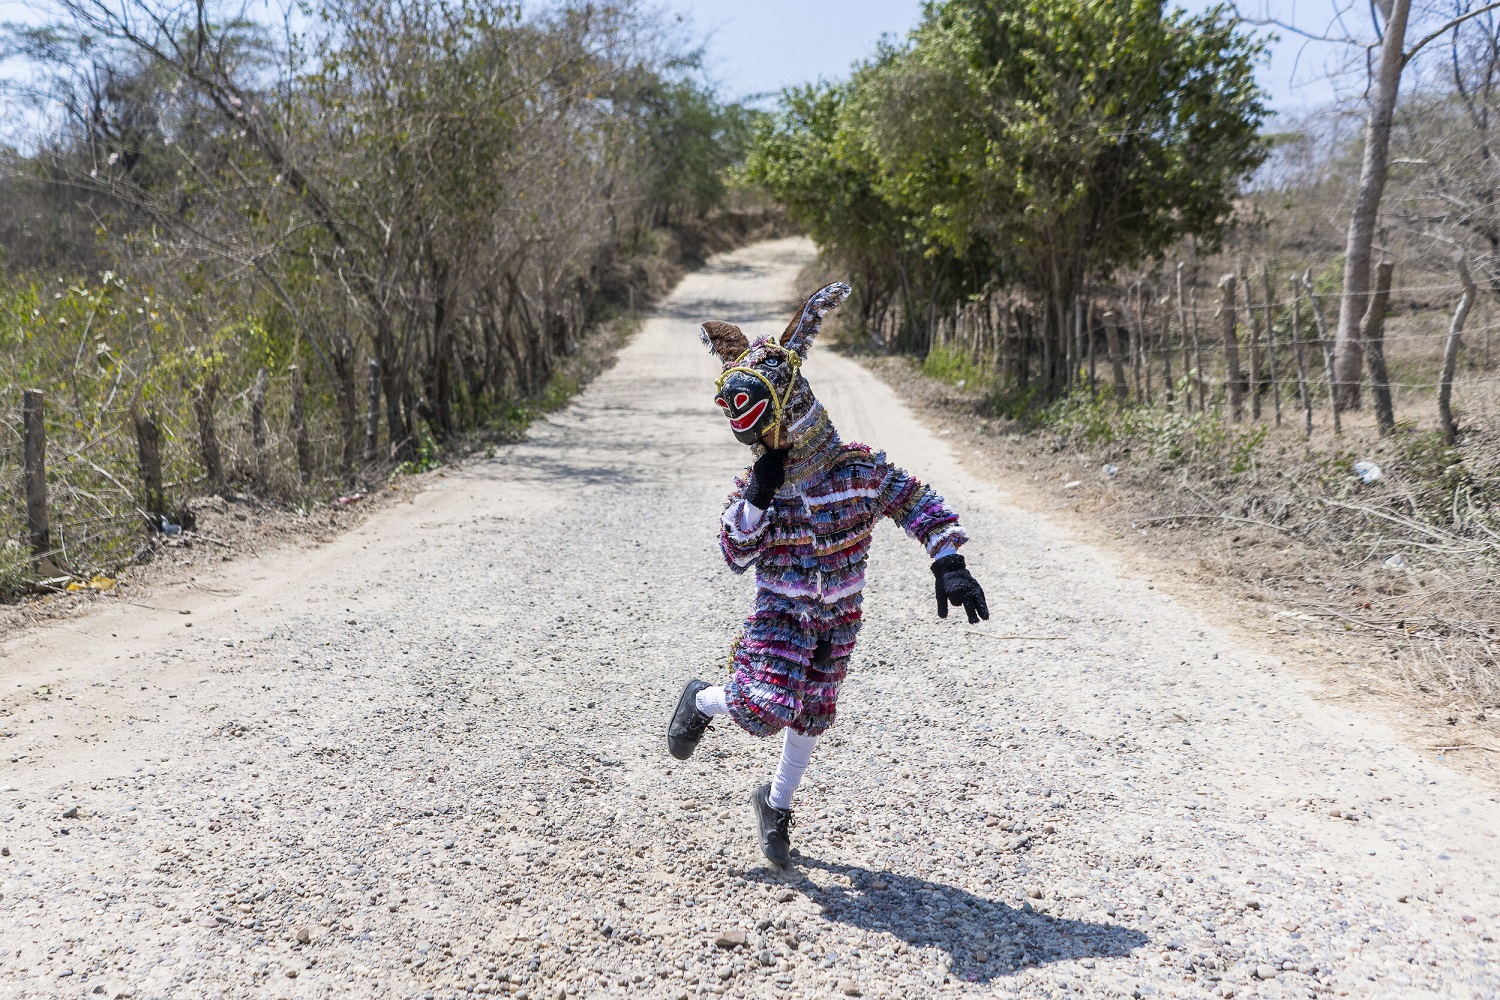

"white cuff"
[932,540,959,560]
[738,502,766,532]
[723,500,768,541]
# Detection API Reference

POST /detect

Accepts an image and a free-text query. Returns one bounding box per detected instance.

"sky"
[0,0,1453,124]
[669,0,1359,120]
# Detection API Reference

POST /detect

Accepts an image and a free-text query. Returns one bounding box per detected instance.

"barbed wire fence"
[927,262,1500,442]
[921,260,1500,699]
[0,360,383,594]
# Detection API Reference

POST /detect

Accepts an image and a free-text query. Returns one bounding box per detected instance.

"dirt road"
[2,238,1498,999]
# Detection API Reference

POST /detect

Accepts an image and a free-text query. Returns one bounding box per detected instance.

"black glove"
[931,553,989,624]
[744,448,789,509]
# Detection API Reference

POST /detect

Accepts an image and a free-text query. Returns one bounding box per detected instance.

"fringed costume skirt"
[723,590,863,738]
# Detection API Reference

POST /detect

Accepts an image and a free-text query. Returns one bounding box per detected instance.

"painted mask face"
[699,282,851,448]
[713,344,795,445]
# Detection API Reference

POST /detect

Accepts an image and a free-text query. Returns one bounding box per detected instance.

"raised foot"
[666,678,712,761]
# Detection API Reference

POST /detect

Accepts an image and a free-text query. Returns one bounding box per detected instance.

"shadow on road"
[744,856,1148,984]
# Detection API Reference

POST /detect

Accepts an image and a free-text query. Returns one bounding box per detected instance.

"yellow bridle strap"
[714,348,803,436]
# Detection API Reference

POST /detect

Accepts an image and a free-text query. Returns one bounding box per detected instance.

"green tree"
[633,76,758,225]
[741,80,971,350]
[751,0,1268,395]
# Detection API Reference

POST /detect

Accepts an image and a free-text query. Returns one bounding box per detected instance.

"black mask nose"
[715,371,776,445]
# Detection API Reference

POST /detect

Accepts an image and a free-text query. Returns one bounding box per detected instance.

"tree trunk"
[1219,275,1244,421]
[192,370,223,493]
[1041,296,1058,399]
[1332,0,1412,410]
[251,368,268,491]
[377,314,413,464]
[334,336,358,482]
[130,402,166,524]
[1439,257,1479,445]
[364,359,381,464]
[290,365,312,486]
[1362,260,1397,435]
[431,290,454,440]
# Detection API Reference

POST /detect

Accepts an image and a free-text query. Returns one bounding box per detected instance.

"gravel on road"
[2,237,1498,1000]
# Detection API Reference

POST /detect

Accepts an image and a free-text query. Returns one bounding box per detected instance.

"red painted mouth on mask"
[728,398,769,433]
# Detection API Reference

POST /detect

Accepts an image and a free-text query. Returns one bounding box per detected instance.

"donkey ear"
[699,321,750,363]
[779,282,852,355]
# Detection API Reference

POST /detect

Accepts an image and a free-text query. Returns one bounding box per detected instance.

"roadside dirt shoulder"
[856,352,1500,788]
[0,477,425,640]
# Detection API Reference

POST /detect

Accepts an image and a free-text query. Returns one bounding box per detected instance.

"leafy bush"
[0,191,396,592]
[920,343,991,389]
[1039,388,1269,473]
[0,0,767,597]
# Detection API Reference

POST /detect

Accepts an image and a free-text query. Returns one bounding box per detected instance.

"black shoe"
[751,782,794,867]
[666,679,713,760]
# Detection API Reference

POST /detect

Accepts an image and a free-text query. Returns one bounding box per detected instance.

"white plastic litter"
[160,516,182,536]
[1353,461,1383,484]
[1383,553,1407,572]
[1103,464,1118,477]
[1063,480,1082,490]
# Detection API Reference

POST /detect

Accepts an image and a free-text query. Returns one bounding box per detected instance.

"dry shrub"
[1012,386,1500,704]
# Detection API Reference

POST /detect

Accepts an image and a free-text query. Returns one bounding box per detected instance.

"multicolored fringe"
[719,438,968,599]
[724,590,863,738]
[714,378,968,738]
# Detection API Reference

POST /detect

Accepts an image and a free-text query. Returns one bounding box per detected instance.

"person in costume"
[665,281,988,866]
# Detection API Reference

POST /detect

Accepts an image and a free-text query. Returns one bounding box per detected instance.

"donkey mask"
[701,282,851,447]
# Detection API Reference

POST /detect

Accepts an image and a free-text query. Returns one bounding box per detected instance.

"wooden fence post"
[1439,256,1478,446]
[1174,263,1194,409]
[130,402,165,525]
[1362,260,1397,436]
[1263,267,1282,427]
[1102,311,1129,401]
[1218,275,1244,422]
[1072,296,1085,394]
[290,365,312,486]
[1190,283,1207,412]
[1301,270,1341,435]
[193,370,223,493]
[1290,279,1313,436]
[364,359,380,464]
[1158,307,1170,407]
[1129,284,1146,404]
[1085,291,1097,392]
[22,389,49,557]
[1241,270,1262,421]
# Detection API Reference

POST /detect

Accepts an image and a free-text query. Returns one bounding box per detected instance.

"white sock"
[768,730,818,810]
[695,685,729,717]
